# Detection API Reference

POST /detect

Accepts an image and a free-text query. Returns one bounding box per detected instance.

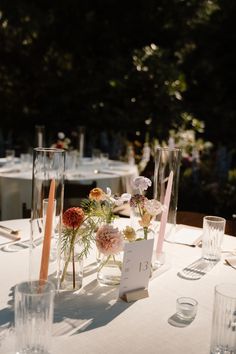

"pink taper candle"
[39,179,55,282]
[156,170,173,255]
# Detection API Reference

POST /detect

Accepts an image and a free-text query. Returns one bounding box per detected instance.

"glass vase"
[35,125,45,147]
[97,253,123,286]
[96,221,124,286]
[135,227,155,241]
[60,241,84,291]
[78,126,85,162]
[154,147,181,241]
[130,205,140,231]
[30,148,65,289]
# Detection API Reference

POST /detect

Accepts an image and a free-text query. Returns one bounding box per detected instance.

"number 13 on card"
[119,239,154,299]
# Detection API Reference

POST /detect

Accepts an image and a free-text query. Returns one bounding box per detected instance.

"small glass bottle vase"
[60,241,83,291]
[97,253,123,286]
[135,227,155,240]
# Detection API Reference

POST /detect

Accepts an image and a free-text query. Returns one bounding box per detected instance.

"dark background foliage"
[0,0,236,217]
[1,0,235,144]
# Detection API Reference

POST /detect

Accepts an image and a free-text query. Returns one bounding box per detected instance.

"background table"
[0,218,235,353]
[0,159,138,220]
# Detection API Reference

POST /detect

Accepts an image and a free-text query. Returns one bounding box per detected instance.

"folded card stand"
[121,288,149,303]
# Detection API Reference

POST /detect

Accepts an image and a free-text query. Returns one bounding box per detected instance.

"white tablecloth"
[0,160,138,220]
[0,218,236,353]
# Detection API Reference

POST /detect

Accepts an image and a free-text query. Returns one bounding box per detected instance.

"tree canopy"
[0,0,235,146]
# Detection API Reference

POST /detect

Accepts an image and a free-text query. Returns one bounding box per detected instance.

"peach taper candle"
[39,179,55,282]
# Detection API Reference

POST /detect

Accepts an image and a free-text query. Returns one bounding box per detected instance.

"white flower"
[58,132,65,139]
[106,187,112,197]
[132,176,152,193]
[144,199,164,216]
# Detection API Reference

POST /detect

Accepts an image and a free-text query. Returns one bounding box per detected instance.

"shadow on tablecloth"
[177,257,218,280]
[0,271,133,338]
[53,278,133,336]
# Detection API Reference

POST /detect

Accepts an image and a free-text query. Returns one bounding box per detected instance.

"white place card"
[119,239,154,300]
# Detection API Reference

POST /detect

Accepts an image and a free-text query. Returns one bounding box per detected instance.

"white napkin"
[171,226,202,246]
[225,256,236,269]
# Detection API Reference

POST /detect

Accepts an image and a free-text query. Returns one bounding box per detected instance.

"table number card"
[119,239,154,301]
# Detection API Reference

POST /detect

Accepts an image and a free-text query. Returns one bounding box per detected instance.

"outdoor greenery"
[0,0,235,217]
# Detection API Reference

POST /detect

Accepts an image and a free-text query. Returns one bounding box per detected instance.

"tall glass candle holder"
[35,125,45,147]
[154,147,181,241]
[78,126,85,161]
[30,148,65,289]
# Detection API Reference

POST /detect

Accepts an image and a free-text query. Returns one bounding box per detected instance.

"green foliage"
[61,216,97,261]
[0,0,229,145]
[80,198,117,224]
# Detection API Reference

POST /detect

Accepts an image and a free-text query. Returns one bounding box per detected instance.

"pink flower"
[132,176,152,193]
[144,199,164,216]
[96,224,124,256]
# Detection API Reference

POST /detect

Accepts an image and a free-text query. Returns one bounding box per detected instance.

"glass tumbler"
[202,216,226,262]
[14,279,55,354]
[210,283,236,354]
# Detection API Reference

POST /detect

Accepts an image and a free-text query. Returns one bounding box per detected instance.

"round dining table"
[0,217,235,353]
[0,159,138,221]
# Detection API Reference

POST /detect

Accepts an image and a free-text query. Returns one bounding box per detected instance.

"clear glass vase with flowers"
[81,187,130,286]
[130,176,164,240]
[82,187,130,225]
[96,224,124,286]
[60,207,97,291]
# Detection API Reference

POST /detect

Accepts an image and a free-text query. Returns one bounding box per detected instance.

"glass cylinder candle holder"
[35,125,45,147]
[30,148,65,290]
[78,126,85,161]
[154,147,181,241]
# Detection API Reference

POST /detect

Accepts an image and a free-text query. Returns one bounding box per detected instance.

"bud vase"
[96,222,124,286]
[97,253,123,286]
[60,241,84,291]
[135,227,155,240]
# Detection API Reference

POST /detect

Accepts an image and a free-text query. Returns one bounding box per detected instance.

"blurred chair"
[177,211,236,236]
[22,202,31,218]
[63,181,96,210]
[177,211,206,229]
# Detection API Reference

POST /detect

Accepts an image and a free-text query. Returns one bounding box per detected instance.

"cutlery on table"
[93,169,117,175]
[0,224,20,236]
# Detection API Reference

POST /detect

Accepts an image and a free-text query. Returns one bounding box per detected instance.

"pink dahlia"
[96,224,124,256]
[63,207,85,229]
